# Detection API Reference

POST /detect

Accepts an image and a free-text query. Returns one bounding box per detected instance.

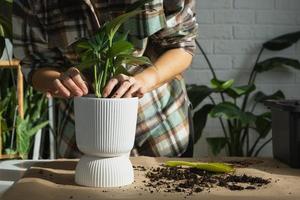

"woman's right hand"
[32,67,88,99]
[46,67,89,98]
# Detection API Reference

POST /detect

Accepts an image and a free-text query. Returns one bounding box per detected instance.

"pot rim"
[74,95,138,102]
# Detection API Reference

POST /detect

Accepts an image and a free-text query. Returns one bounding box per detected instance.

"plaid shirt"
[13,0,198,158]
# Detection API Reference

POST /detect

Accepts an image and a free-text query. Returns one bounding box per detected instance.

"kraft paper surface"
[2,157,300,200]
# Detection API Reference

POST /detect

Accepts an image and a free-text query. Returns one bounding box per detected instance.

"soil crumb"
[138,165,270,196]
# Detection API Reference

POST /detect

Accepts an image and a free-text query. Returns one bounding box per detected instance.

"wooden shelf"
[0,59,20,68]
[0,59,24,118]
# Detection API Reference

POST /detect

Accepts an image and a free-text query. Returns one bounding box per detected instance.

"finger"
[112,80,132,98]
[60,75,83,96]
[103,78,119,97]
[123,84,140,98]
[116,74,129,82]
[68,68,88,95]
[53,79,71,98]
[133,90,144,98]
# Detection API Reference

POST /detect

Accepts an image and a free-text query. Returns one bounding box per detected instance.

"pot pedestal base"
[75,155,134,187]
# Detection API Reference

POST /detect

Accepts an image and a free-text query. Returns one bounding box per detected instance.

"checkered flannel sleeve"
[150,0,198,55]
[13,0,69,84]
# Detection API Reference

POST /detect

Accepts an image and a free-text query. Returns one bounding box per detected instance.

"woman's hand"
[45,67,89,98]
[103,74,146,98]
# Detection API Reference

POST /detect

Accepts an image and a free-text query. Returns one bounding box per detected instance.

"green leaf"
[193,104,214,144]
[75,59,101,71]
[115,54,152,66]
[114,65,131,76]
[108,40,134,57]
[165,160,234,173]
[254,57,300,73]
[206,137,228,156]
[106,10,141,40]
[255,112,271,138]
[263,31,300,51]
[225,84,256,99]
[209,102,256,125]
[76,40,93,50]
[27,121,48,137]
[211,78,234,91]
[113,31,129,42]
[254,90,285,103]
[187,85,214,108]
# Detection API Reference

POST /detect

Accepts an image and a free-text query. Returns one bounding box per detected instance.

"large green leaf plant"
[75,5,151,97]
[188,31,300,156]
[16,87,48,159]
[0,86,48,159]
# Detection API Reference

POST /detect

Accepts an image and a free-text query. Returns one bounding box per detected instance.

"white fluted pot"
[74,96,138,187]
[75,155,134,187]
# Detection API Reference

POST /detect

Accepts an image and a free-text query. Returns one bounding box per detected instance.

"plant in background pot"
[73,8,151,187]
[188,31,300,157]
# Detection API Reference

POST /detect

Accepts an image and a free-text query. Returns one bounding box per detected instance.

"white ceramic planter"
[74,96,138,187]
[75,155,134,187]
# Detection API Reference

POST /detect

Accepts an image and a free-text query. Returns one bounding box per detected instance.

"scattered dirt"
[226,160,264,168]
[133,164,271,196]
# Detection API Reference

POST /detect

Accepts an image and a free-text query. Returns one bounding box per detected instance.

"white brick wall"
[185,0,300,157]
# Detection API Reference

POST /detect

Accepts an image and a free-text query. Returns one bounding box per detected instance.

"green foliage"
[0,84,48,158]
[206,137,228,156]
[209,102,256,126]
[254,57,300,72]
[75,6,152,98]
[193,104,214,142]
[263,31,300,51]
[16,116,48,159]
[188,31,300,156]
[15,87,48,159]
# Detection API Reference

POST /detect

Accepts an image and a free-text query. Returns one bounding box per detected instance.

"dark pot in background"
[265,100,300,168]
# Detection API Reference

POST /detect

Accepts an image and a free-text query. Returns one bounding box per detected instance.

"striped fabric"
[13,0,198,158]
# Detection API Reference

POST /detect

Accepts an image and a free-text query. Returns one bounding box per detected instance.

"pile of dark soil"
[139,165,270,195]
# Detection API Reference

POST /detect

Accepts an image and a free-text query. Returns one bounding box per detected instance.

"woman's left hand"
[103,74,146,98]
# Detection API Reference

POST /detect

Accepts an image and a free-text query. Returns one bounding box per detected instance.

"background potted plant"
[0,0,49,160]
[73,6,151,187]
[188,31,300,157]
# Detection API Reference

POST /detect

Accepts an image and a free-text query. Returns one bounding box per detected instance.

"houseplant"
[188,31,300,157]
[0,0,48,159]
[73,7,151,187]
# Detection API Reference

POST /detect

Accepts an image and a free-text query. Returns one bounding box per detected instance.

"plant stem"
[254,137,272,157]
[249,47,264,85]
[196,40,217,79]
[208,96,229,139]
[101,59,110,92]
[94,64,100,97]
[248,135,261,156]
[241,47,264,112]
[241,126,249,153]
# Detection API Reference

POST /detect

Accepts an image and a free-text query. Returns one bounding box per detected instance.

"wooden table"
[1,157,300,200]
